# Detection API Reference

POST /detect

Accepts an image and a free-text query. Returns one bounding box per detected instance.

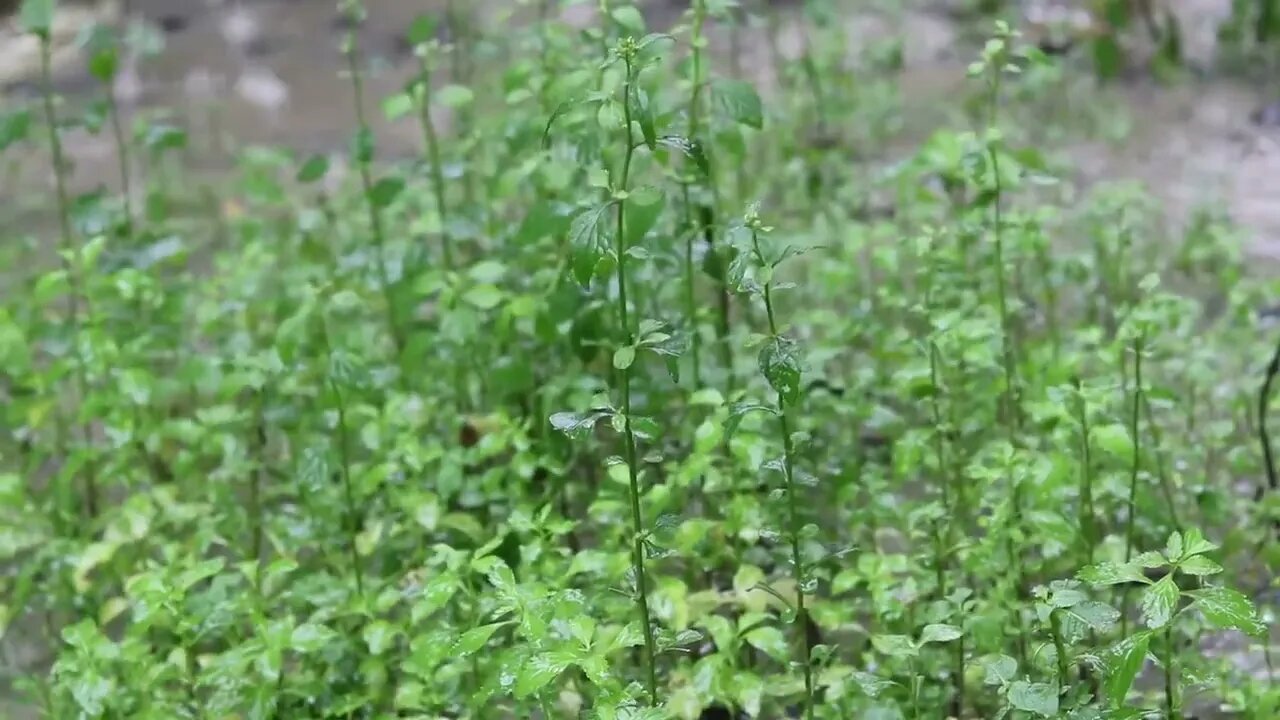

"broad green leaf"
[1190,586,1266,637]
[19,0,54,35]
[1179,528,1218,557]
[291,622,337,653]
[363,620,397,655]
[1104,631,1151,706]
[850,670,894,697]
[919,623,962,644]
[871,634,917,658]
[568,203,613,287]
[1061,601,1120,640]
[610,5,646,34]
[1177,555,1223,576]
[742,625,789,663]
[759,337,801,407]
[1140,575,1179,629]
[296,154,330,183]
[369,176,406,208]
[1078,561,1147,587]
[515,653,572,698]
[0,111,32,152]
[438,84,475,108]
[983,654,1017,685]
[382,91,415,121]
[407,14,438,45]
[463,285,506,311]
[624,191,665,247]
[453,622,508,656]
[550,410,606,439]
[1008,681,1058,717]
[712,78,764,129]
[613,345,636,370]
[1090,423,1133,460]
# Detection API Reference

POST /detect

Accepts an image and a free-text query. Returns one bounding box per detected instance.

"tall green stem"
[342,2,403,354]
[680,0,707,387]
[416,51,454,272]
[39,26,98,523]
[1121,332,1144,637]
[615,48,659,705]
[751,225,813,720]
[1074,378,1096,565]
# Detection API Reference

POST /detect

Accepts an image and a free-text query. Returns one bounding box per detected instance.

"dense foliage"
[1,1,1277,718]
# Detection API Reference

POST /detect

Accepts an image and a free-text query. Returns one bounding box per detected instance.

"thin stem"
[39,28,98,523]
[105,79,133,230]
[416,52,454,272]
[1050,609,1070,691]
[342,6,404,354]
[331,374,364,598]
[1163,625,1179,720]
[681,0,707,387]
[752,227,814,720]
[616,51,659,706]
[1073,378,1096,565]
[1121,332,1144,638]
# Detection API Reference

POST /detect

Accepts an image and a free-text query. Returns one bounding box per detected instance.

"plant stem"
[104,75,133,231]
[751,226,814,720]
[1164,624,1179,720]
[1073,378,1096,565]
[681,0,707,387]
[341,4,404,354]
[616,50,659,706]
[39,27,98,523]
[416,51,454,273]
[1050,609,1070,690]
[1121,332,1144,638]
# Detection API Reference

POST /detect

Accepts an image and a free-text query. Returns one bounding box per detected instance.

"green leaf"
[712,79,764,130]
[550,411,607,439]
[1064,601,1120,635]
[290,622,337,653]
[850,670,895,697]
[610,5,646,34]
[1078,561,1148,587]
[363,620,397,655]
[656,135,710,177]
[383,91,415,121]
[569,203,613,287]
[743,625,789,663]
[919,623,962,644]
[635,88,657,151]
[407,13,438,44]
[613,345,636,370]
[1190,586,1266,637]
[1177,555,1223,576]
[19,0,54,36]
[515,653,572,698]
[296,155,330,183]
[0,111,32,152]
[453,622,508,656]
[1104,631,1151,706]
[759,337,802,407]
[438,84,475,108]
[1140,575,1179,629]
[624,189,665,247]
[1179,528,1218,557]
[871,634,917,658]
[1008,681,1059,717]
[983,654,1017,685]
[463,285,505,311]
[369,176,406,208]
[1090,423,1134,460]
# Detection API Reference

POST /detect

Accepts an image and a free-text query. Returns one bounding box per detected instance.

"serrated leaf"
[851,670,894,697]
[712,79,763,130]
[453,622,508,656]
[1179,528,1218,557]
[983,654,1018,685]
[1064,601,1120,635]
[1140,575,1179,629]
[568,203,613,287]
[919,623,962,644]
[1008,681,1058,717]
[1104,631,1151,706]
[1078,561,1148,587]
[514,653,571,698]
[1178,555,1222,576]
[1190,586,1266,637]
[759,337,801,407]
